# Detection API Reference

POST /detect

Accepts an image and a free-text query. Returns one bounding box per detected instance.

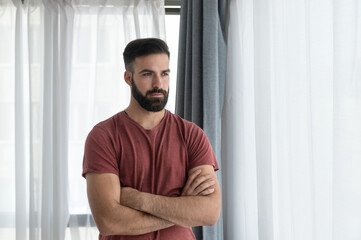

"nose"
[152,74,162,89]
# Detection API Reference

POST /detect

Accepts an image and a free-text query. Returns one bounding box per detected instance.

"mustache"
[146,88,167,96]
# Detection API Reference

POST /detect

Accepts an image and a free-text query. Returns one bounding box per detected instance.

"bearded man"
[82,38,221,240]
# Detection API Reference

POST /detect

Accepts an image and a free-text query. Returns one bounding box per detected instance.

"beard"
[131,78,169,112]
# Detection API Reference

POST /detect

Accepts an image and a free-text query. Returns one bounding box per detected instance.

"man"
[82,38,221,240]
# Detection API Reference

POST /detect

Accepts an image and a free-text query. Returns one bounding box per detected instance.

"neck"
[125,99,166,130]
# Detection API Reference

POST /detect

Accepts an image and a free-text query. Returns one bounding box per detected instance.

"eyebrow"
[138,69,170,74]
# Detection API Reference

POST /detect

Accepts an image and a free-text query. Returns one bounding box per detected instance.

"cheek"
[135,80,151,91]
[163,78,170,89]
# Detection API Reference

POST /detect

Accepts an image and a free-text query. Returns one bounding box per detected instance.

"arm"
[86,173,173,236]
[120,164,221,228]
[86,170,215,236]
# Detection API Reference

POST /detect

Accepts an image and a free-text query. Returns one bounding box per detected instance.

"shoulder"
[89,112,123,136]
[85,112,126,149]
[166,111,207,144]
[95,112,122,130]
[166,111,202,132]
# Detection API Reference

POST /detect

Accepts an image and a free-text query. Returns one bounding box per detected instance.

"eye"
[143,72,152,77]
[162,72,170,77]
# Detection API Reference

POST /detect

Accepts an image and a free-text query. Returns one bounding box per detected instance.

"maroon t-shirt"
[82,110,219,240]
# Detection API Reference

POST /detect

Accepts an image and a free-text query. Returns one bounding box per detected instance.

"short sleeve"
[186,123,219,171]
[82,125,119,178]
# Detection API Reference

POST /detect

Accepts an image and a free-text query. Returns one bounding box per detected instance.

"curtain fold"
[0,0,166,239]
[14,2,28,239]
[41,0,74,239]
[176,0,227,239]
[223,0,361,239]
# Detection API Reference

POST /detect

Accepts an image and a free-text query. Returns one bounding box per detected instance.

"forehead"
[133,53,169,70]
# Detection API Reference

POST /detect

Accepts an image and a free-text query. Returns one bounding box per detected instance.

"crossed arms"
[86,164,221,236]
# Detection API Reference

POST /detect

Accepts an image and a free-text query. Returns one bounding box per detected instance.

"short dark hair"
[123,38,170,72]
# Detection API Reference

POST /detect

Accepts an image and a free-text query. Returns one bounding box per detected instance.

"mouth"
[149,93,164,98]
[147,89,167,98]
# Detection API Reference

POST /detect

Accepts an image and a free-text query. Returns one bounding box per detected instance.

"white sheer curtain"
[0,0,73,239]
[223,0,361,239]
[0,0,165,239]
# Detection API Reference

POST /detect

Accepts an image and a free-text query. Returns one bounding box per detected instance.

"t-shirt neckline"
[121,110,169,134]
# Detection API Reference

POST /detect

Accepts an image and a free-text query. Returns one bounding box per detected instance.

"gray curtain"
[175,0,227,239]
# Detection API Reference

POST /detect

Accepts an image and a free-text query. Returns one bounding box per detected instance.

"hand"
[181,169,215,196]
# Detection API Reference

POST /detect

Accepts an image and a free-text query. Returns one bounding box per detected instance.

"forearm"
[120,189,221,228]
[92,202,173,236]
[86,173,174,236]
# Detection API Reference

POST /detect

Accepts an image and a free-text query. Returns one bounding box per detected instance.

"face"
[128,53,170,112]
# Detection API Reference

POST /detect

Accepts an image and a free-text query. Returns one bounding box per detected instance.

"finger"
[183,169,201,190]
[183,174,213,196]
[181,169,202,195]
[193,180,215,195]
[198,188,215,196]
[189,174,212,191]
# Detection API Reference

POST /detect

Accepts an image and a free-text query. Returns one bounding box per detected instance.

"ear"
[124,71,132,86]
